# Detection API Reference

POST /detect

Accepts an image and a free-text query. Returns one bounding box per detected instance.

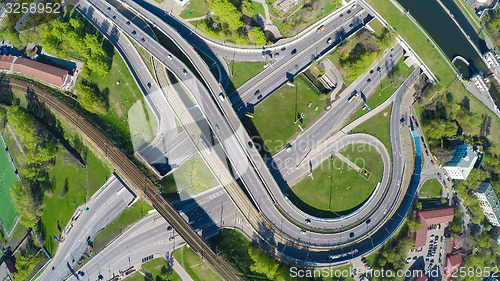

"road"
[82,0,427,265]
[65,185,247,281]
[39,174,136,281]
[77,1,196,176]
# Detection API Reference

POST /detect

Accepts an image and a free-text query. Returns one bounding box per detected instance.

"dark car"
[291,49,297,55]
[367,78,371,82]
[126,21,130,25]
[132,30,136,35]
[347,10,351,14]
[339,13,343,17]
[370,70,374,74]
[147,82,151,88]
[141,38,145,42]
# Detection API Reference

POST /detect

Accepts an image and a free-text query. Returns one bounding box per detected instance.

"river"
[396,0,487,79]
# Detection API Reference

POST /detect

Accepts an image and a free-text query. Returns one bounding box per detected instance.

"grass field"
[250,1,265,17]
[289,154,379,217]
[228,61,266,93]
[251,74,326,155]
[173,245,222,281]
[339,143,384,182]
[83,52,147,143]
[348,57,413,122]
[180,0,210,19]
[93,200,153,253]
[0,136,19,233]
[172,152,218,198]
[41,147,110,255]
[127,257,182,281]
[419,178,443,198]
[368,18,385,35]
[351,105,392,157]
[42,147,110,255]
[365,0,456,86]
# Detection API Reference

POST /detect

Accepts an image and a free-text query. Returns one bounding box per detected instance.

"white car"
[219,93,225,101]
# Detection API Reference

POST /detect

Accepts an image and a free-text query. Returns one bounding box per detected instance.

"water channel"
[396,0,487,79]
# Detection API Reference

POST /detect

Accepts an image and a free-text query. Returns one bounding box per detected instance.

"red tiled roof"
[12,57,68,87]
[446,238,453,254]
[446,254,463,275]
[0,55,14,71]
[414,207,454,248]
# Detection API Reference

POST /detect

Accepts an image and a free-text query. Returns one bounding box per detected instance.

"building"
[474,182,500,226]
[484,51,500,69]
[0,260,15,281]
[445,253,463,277]
[414,207,454,248]
[0,55,71,88]
[273,0,300,13]
[470,74,489,93]
[443,144,478,180]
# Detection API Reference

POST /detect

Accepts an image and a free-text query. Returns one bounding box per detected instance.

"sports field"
[0,136,19,234]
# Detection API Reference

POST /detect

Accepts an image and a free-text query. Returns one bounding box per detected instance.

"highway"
[1,77,243,279]
[77,1,196,176]
[38,174,136,281]
[86,0,427,259]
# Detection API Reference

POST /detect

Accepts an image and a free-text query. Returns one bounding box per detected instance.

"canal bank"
[396,0,487,79]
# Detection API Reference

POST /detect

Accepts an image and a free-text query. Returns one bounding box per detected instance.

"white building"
[484,51,500,69]
[443,144,478,180]
[474,182,500,227]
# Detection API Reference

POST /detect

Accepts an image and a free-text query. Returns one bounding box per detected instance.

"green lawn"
[368,18,386,35]
[93,199,153,253]
[41,147,111,255]
[351,105,392,156]
[228,61,266,93]
[339,143,384,181]
[348,57,413,123]
[251,74,326,155]
[0,135,19,233]
[419,178,442,198]
[365,0,456,86]
[288,154,379,217]
[250,1,265,17]
[172,152,218,197]
[180,0,210,19]
[127,257,182,281]
[173,245,222,281]
[83,52,147,144]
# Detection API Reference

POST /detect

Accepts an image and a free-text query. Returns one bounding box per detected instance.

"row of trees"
[5,106,57,229]
[39,14,111,76]
[197,0,267,45]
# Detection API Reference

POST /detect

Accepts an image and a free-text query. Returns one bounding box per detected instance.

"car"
[281,47,286,51]
[300,229,307,235]
[141,38,145,42]
[377,66,381,72]
[367,78,371,82]
[425,257,429,262]
[349,23,353,27]
[147,82,151,88]
[339,13,343,17]
[168,54,172,60]
[347,10,351,14]
[286,143,292,152]
[390,54,393,58]
[441,237,443,242]
[440,248,443,253]
[327,38,332,44]
[183,69,188,75]
[406,258,411,264]
[215,124,220,131]
[361,257,367,262]
[167,225,172,231]
[370,70,374,74]
[218,93,225,101]
[254,90,260,96]
[168,237,174,241]
[126,21,130,25]
[291,49,297,55]
[426,150,429,156]
[132,30,136,35]
[349,232,354,238]
[107,7,111,10]
[431,160,435,165]
[352,4,356,8]
[275,53,279,57]
[248,141,253,148]
[413,256,417,260]
[305,219,311,224]
[262,51,265,56]
[257,95,262,99]
[112,15,116,19]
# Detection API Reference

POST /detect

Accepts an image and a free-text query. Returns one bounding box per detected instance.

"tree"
[248,246,279,279]
[210,0,244,30]
[407,218,422,232]
[76,83,107,113]
[10,182,41,229]
[248,28,267,45]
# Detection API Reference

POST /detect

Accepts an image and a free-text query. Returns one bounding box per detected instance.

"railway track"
[1,77,243,281]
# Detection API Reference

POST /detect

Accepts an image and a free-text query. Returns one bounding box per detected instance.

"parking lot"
[406,223,447,275]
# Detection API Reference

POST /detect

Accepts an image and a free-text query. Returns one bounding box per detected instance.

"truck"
[348,90,358,103]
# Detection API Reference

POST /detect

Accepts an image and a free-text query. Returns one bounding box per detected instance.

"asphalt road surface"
[39,174,136,281]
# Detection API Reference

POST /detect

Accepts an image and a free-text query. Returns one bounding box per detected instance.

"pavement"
[38,174,136,281]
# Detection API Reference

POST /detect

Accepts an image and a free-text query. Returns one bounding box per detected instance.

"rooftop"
[445,144,477,168]
[414,207,454,248]
[475,182,500,221]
